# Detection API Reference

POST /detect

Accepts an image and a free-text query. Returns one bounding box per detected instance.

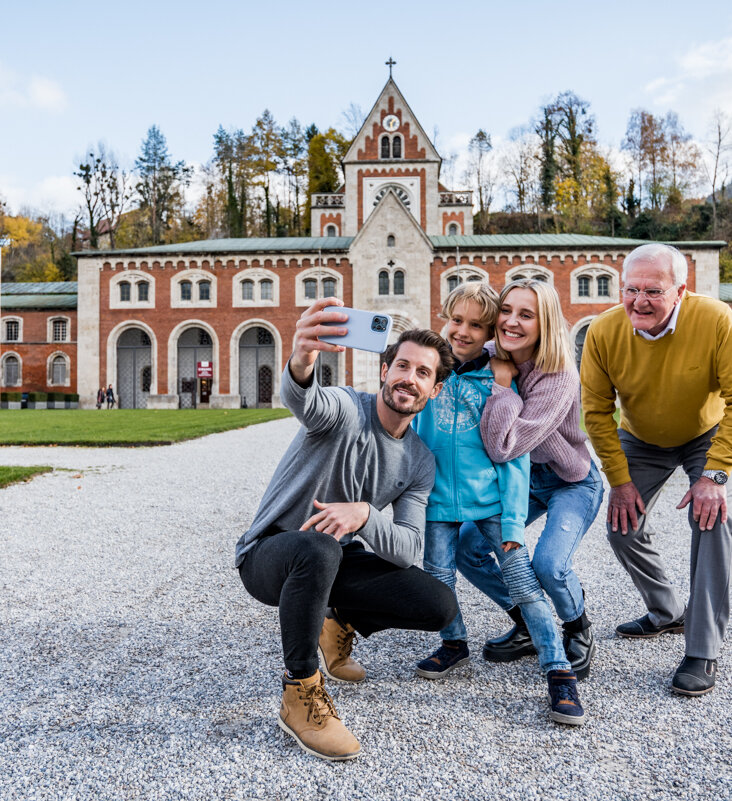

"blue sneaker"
[415,640,470,680]
[547,669,585,726]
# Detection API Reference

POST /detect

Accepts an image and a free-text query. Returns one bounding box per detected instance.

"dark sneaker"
[482,623,537,663]
[416,640,470,680]
[672,656,717,696]
[547,670,585,726]
[562,624,596,681]
[616,613,685,639]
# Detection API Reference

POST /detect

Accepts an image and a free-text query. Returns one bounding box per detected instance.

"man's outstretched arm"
[288,297,348,386]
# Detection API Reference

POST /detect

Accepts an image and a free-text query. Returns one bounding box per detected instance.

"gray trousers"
[608,427,731,660]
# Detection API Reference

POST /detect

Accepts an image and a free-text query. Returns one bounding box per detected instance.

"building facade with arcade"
[12,77,723,409]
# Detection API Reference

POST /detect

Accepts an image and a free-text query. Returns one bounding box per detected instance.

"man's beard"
[381,381,428,416]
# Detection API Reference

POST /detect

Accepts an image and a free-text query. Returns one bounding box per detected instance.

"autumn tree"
[280,118,308,236]
[135,125,191,245]
[251,110,281,237]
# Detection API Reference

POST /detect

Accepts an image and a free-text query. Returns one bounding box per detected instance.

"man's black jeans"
[239,530,458,677]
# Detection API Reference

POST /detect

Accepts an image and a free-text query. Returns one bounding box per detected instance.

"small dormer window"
[392,135,402,159]
[381,136,390,159]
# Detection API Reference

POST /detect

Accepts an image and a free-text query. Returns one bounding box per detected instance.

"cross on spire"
[385,57,396,78]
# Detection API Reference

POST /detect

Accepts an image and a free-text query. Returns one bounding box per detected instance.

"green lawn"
[0,408,292,446]
[0,465,52,488]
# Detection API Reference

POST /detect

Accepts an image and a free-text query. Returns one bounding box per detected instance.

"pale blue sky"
[2,0,731,217]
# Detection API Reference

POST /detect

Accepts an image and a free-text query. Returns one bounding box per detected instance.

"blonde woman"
[461,278,604,680]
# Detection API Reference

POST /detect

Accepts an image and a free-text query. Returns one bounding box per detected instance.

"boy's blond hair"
[440,281,499,340]
[493,278,574,374]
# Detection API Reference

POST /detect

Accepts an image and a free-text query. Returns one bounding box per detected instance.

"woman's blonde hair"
[440,280,499,339]
[493,278,574,373]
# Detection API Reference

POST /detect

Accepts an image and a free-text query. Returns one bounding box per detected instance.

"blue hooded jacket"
[412,354,530,544]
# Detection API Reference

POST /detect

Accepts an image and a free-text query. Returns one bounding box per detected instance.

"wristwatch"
[701,469,728,485]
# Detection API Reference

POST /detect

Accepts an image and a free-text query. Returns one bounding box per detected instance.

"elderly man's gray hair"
[621,243,688,287]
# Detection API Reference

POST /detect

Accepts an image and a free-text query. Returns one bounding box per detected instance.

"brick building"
[5,77,724,409]
[0,282,77,398]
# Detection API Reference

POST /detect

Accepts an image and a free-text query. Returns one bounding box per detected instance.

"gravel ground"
[1,416,731,801]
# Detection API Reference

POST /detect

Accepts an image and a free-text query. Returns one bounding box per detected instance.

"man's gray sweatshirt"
[234,364,436,569]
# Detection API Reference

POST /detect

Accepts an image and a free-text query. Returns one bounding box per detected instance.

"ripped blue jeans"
[425,515,570,673]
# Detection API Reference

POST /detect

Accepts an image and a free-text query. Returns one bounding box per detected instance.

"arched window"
[381,135,390,159]
[325,224,337,237]
[447,223,459,236]
[393,270,405,295]
[260,279,273,301]
[137,281,149,302]
[322,277,336,297]
[392,135,402,159]
[119,281,131,302]
[447,275,462,292]
[304,278,317,300]
[180,281,192,301]
[378,271,390,295]
[242,280,254,300]
[512,274,526,281]
[199,280,211,301]
[597,275,610,296]
[387,235,395,247]
[578,276,591,298]
[3,355,20,386]
[468,274,482,282]
[535,274,548,282]
[51,355,66,385]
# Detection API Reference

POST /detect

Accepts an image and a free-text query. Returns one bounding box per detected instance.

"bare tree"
[703,109,732,236]
[501,126,540,214]
[341,103,366,138]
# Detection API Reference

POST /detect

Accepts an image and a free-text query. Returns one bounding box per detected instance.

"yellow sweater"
[580,292,732,487]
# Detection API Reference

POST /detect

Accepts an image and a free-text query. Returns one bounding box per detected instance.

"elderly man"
[235,297,457,761]
[581,242,732,695]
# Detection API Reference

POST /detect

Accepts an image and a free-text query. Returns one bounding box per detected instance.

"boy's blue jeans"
[424,515,570,673]
[457,461,604,622]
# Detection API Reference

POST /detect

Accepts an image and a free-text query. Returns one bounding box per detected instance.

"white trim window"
[570,266,620,304]
[171,270,217,309]
[2,317,22,343]
[234,269,280,308]
[295,267,342,306]
[48,316,70,343]
[1,352,21,386]
[441,267,489,303]
[110,271,155,309]
[505,265,553,285]
[48,352,71,387]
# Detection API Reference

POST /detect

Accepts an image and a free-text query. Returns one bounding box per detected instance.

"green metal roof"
[1,281,78,294]
[75,234,727,257]
[0,294,77,310]
[720,283,732,302]
[430,234,728,249]
[74,237,354,257]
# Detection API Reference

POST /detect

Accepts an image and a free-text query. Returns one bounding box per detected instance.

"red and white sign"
[197,361,213,378]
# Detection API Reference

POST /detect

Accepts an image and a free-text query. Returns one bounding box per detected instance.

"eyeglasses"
[622,286,673,300]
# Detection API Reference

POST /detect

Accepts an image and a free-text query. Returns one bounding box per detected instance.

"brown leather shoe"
[278,671,361,761]
[318,616,366,683]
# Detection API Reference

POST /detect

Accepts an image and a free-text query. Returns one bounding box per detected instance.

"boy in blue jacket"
[412,281,585,725]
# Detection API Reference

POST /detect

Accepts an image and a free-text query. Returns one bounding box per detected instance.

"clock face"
[383,114,400,132]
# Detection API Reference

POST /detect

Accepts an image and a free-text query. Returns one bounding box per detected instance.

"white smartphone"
[319,307,393,353]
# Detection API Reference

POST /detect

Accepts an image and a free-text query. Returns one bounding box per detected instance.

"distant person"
[234,297,457,761]
[474,279,603,681]
[581,243,732,696]
[412,281,586,726]
[96,387,105,409]
[106,384,115,409]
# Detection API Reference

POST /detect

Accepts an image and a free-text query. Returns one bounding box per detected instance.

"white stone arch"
[2,315,23,343]
[386,310,422,342]
[570,264,620,304]
[570,315,596,371]
[107,320,159,394]
[170,269,218,308]
[47,350,71,387]
[168,319,220,396]
[0,350,22,387]
[296,266,343,306]
[109,269,155,309]
[440,266,490,304]
[505,264,554,286]
[230,319,284,404]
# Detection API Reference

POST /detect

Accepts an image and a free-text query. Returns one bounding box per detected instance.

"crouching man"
[235,297,458,761]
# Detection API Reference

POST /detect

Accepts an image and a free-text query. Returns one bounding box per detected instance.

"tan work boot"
[318,616,366,682]
[278,670,361,761]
